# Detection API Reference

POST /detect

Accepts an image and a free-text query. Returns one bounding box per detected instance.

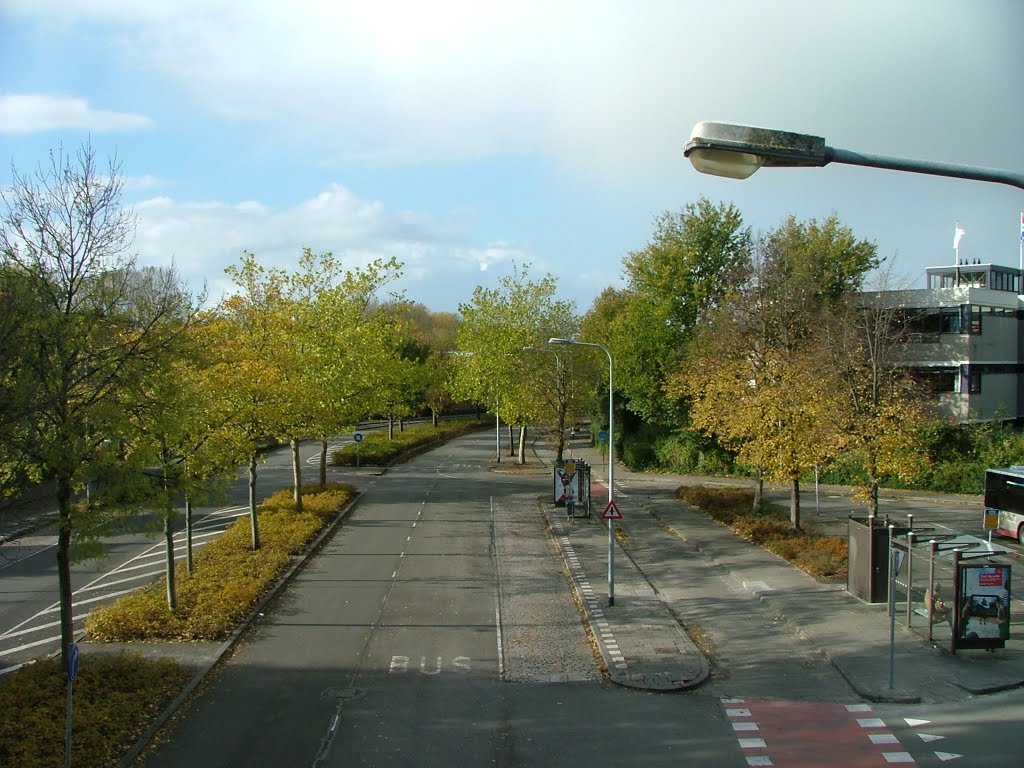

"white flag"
[953,224,966,250]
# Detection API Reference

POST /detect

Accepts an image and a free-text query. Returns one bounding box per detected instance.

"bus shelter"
[553,459,591,518]
[886,530,1013,653]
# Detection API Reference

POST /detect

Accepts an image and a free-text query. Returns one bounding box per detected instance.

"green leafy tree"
[453,263,577,463]
[304,257,404,482]
[0,142,199,671]
[214,252,294,548]
[613,198,752,427]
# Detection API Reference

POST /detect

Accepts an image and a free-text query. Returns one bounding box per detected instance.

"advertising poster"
[956,564,1011,650]
[554,463,578,508]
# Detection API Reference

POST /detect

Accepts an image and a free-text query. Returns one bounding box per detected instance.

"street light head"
[684,121,828,179]
[548,337,573,345]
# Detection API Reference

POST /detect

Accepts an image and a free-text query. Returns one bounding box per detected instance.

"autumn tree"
[673,215,878,529]
[0,142,200,671]
[818,264,928,516]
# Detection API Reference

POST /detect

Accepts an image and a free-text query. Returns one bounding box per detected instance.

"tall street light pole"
[683,121,1024,190]
[549,337,616,606]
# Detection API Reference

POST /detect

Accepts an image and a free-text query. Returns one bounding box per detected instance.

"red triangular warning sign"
[601,499,623,520]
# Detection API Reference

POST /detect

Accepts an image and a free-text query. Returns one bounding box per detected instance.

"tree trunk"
[291,436,303,512]
[752,465,764,513]
[868,478,879,518]
[185,495,194,573]
[164,508,177,611]
[432,409,438,427]
[319,440,328,486]
[56,475,75,678]
[790,475,801,531]
[507,424,515,456]
[389,416,395,440]
[517,425,526,464]
[248,452,261,550]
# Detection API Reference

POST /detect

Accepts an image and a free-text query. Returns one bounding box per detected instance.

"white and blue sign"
[67,643,80,681]
[353,432,364,443]
[598,430,608,441]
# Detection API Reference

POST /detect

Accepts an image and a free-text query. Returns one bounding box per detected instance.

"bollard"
[906,531,916,627]
[927,540,937,642]
[888,529,897,689]
[887,523,895,616]
[868,514,876,603]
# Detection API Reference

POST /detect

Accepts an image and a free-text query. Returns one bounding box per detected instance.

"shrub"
[332,420,484,465]
[0,653,190,768]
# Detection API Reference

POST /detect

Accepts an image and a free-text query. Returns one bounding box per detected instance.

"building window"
[914,367,957,394]
[969,369,982,394]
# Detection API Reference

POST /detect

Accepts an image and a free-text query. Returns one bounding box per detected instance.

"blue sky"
[3,0,1023,313]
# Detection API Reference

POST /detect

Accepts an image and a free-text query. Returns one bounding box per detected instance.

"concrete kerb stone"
[109,491,366,768]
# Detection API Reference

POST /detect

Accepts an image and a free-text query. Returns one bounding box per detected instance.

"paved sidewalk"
[540,500,709,690]
[540,440,1024,703]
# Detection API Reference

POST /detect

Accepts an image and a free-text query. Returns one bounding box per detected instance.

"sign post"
[65,642,79,768]
[602,499,623,606]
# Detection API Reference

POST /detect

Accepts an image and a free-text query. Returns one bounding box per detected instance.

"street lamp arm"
[826,147,1024,191]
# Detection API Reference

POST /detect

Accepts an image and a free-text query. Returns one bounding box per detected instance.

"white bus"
[983,466,1024,542]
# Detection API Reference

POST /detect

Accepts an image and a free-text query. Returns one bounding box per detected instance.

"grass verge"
[677,485,848,582]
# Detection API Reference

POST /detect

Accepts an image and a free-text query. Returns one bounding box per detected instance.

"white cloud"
[6,2,1022,177]
[132,183,486,308]
[0,93,152,134]
[456,243,523,273]
[124,174,163,191]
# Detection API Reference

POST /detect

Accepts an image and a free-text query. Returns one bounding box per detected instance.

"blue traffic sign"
[353,432,364,443]
[67,643,80,681]
[598,430,608,441]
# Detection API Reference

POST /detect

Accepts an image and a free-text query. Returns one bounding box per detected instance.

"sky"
[2,0,1023,314]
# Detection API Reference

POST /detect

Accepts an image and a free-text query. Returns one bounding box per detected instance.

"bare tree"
[818,261,927,516]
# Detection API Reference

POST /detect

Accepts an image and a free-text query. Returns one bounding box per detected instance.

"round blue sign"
[598,430,608,441]
[353,432,363,443]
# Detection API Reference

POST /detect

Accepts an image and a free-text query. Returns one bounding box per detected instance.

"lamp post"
[683,121,1024,190]
[549,337,616,606]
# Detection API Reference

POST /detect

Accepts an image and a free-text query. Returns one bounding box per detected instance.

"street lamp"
[549,337,617,606]
[683,121,1024,190]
